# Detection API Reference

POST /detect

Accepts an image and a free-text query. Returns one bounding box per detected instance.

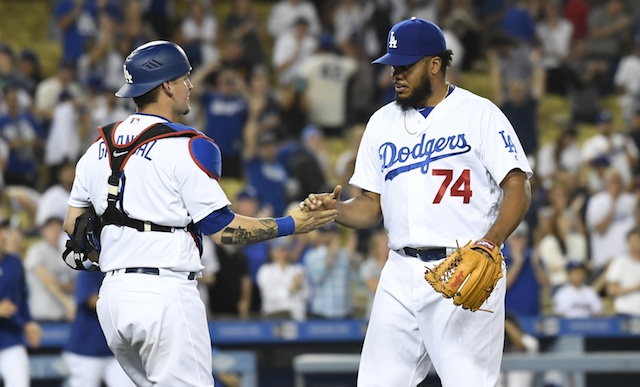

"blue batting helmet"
[116,41,192,98]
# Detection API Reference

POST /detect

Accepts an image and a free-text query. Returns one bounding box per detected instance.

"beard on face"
[395,71,434,111]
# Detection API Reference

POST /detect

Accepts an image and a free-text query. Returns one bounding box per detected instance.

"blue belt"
[124,267,197,280]
[401,247,447,262]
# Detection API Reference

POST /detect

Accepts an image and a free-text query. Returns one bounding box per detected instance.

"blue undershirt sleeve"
[197,206,235,235]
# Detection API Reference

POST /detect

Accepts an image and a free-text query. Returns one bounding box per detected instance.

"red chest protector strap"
[98,122,200,233]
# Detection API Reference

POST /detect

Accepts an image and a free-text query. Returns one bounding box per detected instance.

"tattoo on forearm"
[220,219,278,244]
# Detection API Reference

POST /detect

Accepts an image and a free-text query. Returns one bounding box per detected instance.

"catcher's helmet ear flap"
[116,41,192,98]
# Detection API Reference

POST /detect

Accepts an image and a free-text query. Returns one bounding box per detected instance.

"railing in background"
[37,316,640,348]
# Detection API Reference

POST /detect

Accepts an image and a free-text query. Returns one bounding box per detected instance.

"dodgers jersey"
[350,86,532,251]
[68,113,231,273]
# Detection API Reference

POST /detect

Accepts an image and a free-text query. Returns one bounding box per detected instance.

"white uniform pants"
[97,269,214,387]
[63,352,136,387]
[0,345,29,387]
[357,250,506,387]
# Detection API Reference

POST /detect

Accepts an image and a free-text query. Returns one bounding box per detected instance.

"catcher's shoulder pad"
[189,136,221,180]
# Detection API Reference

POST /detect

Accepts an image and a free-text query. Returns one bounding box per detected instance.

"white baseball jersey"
[68,113,231,273]
[350,86,532,251]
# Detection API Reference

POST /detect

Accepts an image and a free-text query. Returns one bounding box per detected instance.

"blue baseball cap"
[372,17,446,66]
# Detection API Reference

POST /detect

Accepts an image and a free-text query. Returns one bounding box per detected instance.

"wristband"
[275,216,295,237]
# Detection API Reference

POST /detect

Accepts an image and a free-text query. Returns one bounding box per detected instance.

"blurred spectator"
[304,223,352,319]
[0,224,41,387]
[34,59,84,123]
[297,34,357,136]
[141,0,174,40]
[553,261,603,318]
[564,38,607,124]
[243,129,289,217]
[613,33,640,125]
[586,0,632,95]
[35,162,75,228]
[75,4,120,89]
[24,217,76,322]
[359,229,389,319]
[538,209,588,290]
[473,0,507,32]
[278,77,308,139]
[54,0,100,62]
[440,0,482,71]
[0,86,42,189]
[606,227,640,316]
[191,64,248,179]
[208,244,251,320]
[406,0,442,24]
[499,313,539,387]
[246,68,281,137]
[536,0,573,96]
[581,110,639,192]
[544,179,587,231]
[211,346,242,387]
[120,0,152,48]
[232,187,271,315]
[487,32,537,104]
[62,271,135,387]
[198,235,219,320]
[224,0,265,69]
[84,85,130,150]
[0,44,33,103]
[179,0,219,70]
[257,237,309,320]
[332,0,366,53]
[500,0,537,44]
[497,77,543,158]
[44,91,81,188]
[4,225,25,256]
[490,41,544,157]
[563,0,590,40]
[272,17,317,87]
[504,221,544,317]
[629,108,640,178]
[16,49,42,98]
[335,124,365,197]
[585,169,637,271]
[267,0,321,39]
[536,126,581,189]
[278,124,331,202]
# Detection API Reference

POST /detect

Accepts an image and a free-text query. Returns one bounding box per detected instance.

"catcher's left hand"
[424,239,503,312]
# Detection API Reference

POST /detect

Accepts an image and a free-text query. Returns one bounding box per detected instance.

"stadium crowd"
[1,0,640,374]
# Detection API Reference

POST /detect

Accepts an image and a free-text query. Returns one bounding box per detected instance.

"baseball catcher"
[424,239,504,312]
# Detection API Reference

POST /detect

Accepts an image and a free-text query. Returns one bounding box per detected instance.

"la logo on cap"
[389,31,398,49]
[123,65,133,84]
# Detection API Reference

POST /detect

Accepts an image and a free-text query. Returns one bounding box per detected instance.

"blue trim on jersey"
[198,206,234,235]
[162,121,202,134]
[416,107,434,118]
[189,136,222,179]
[415,84,455,118]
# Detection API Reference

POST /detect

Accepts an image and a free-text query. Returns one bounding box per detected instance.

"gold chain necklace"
[403,82,450,135]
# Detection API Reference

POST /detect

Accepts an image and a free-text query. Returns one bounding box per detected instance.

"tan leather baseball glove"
[424,239,503,312]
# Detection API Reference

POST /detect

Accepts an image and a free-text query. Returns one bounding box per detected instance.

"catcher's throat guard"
[424,239,504,312]
[62,207,102,271]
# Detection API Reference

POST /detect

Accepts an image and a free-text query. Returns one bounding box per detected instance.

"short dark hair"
[435,50,453,77]
[133,86,161,109]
